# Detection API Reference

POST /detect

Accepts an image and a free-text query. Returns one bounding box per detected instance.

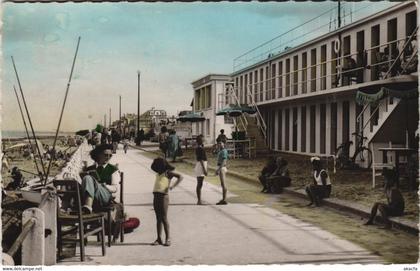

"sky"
[1,1,398,132]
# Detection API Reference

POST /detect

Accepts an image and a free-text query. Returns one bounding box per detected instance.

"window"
[371,24,380,80]
[278,61,283,98]
[249,72,253,103]
[387,18,398,70]
[301,106,306,152]
[285,59,290,96]
[293,55,298,95]
[292,107,297,151]
[206,85,212,108]
[259,68,264,102]
[321,45,326,90]
[301,53,307,94]
[265,67,270,100]
[320,104,326,154]
[406,11,417,37]
[278,109,282,150]
[310,105,316,153]
[239,75,243,103]
[342,101,350,144]
[224,115,234,124]
[356,30,365,83]
[271,63,276,100]
[235,77,239,100]
[285,108,290,151]
[342,36,351,86]
[206,119,210,136]
[330,103,337,153]
[254,70,259,102]
[310,49,317,92]
[244,74,248,104]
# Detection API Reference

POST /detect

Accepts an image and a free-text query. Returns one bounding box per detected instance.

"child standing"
[194,135,208,205]
[215,142,228,205]
[150,158,183,246]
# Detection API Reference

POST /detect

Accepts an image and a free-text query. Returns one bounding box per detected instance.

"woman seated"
[81,144,120,214]
[364,167,404,229]
[305,157,331,206]
[266,157,291,194]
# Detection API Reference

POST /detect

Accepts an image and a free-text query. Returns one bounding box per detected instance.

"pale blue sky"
[2,1,397,132]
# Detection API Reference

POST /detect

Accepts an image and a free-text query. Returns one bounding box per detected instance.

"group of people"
[158,126,183,162]
[87,127,123,153]
[79,129,406,249]
[258,154,405,228]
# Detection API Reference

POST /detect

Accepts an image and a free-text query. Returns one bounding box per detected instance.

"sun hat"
[310,156,321,163]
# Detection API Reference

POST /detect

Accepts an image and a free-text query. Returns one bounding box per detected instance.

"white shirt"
[313,169,331,186]
[96,162,120,195]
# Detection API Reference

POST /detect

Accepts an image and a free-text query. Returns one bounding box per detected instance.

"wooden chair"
[370,143,394,188]
[97,171,125,247]
[53,179,106,262]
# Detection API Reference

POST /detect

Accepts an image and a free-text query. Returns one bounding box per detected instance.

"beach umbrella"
[216,105,256,117]
[216,105,257,137]
[5,143,29,151]
[177,112,205,123]
[75,129,90,136]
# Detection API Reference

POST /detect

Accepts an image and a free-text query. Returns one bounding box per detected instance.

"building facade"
[230,2,418,165]
[192,74,234,145]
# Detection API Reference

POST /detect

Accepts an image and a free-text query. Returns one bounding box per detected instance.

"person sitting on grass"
[305,157,331,206]
[364,167,404,229]
[266,157,291,194]
[259,156,277,193]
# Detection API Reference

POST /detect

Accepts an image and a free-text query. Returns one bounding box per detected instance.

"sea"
[2,130,74,139]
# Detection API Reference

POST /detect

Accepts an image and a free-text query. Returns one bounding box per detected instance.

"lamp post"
[109,107,111,127]
[119,95,122,136]
[136,70,140,145]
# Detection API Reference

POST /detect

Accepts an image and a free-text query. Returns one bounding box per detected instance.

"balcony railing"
[233,37,417,104]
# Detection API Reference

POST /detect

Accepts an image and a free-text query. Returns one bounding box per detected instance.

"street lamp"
[136,70,141,145]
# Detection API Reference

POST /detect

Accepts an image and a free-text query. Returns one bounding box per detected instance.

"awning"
[355,87,418,105]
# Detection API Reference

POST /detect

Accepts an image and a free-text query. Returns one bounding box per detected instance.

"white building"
[192,74,234,145]
[229,2,418,167]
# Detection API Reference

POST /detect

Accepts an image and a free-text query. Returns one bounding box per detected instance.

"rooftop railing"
[233,2,399,72]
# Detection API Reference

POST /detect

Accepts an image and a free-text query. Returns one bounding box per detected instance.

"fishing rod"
[45,36,81,185]
[11,56,48,181]
[12,85,42,177]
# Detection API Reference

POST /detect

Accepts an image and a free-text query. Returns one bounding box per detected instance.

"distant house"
[192,74,234,145]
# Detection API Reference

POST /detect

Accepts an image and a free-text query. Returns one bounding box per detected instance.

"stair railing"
[356,26,418,142]
[227,84,248,131]
[246,84,267,139]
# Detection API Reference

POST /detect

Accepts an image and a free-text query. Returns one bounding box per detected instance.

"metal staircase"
[363,96,401,143]
[355,26,418,144]
[226,84,248,132]
[245,85,267,140]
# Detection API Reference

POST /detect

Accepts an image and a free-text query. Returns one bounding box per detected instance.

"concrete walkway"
[58,147,382,265]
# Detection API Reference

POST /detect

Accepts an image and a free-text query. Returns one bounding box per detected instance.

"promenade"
[58,147,382,265]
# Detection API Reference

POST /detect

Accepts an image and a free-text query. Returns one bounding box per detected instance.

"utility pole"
[104,114,106,128]
[136,70,140,145]
[119,95,122,135]
[109,107,111,127]
[338,0,341,28]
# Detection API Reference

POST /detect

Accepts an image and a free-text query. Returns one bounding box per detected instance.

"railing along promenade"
[3,140,91,266]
